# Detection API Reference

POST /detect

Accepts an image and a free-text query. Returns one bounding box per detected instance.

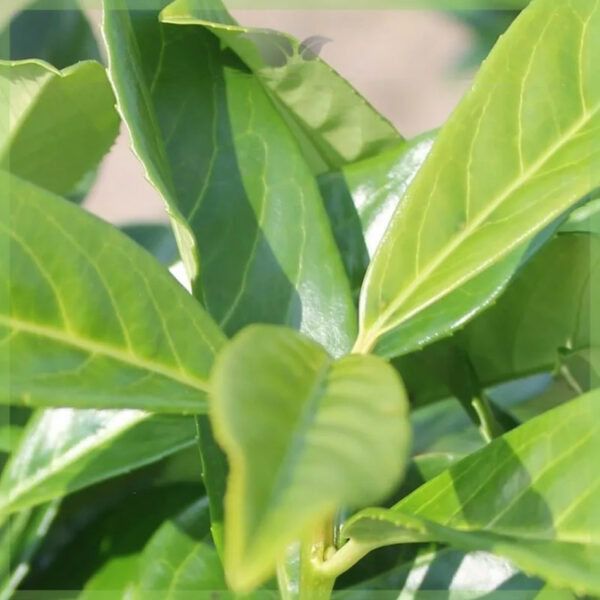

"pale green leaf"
[210,324,410,590]
[356,0,600,355]
[160,0,401,171]
[0,59,119,198]
[103,0,356,357]
[0,408,196,516]
[0,172,225,412]
[344,390,600,595]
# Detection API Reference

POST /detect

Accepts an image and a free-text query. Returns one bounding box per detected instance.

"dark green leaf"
[0,0,101,68]
[103,0,356,358]
[121,223,179,266]
[1,173,225,412]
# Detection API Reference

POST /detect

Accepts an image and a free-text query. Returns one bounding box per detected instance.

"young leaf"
[160,0,401,171]
[397,232,600,406]
[0,408,196,516]
[210,325,410,590]
[344,389,600,595]
[0,173,225,413]
[0,60,119,199]
[0,0,101,69]
[355,0,600,355]
[103,0,357,357]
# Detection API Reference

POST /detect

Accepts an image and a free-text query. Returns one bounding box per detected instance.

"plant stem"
[471,393,504,442]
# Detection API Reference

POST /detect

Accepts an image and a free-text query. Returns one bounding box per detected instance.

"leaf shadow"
[136,13,302,335]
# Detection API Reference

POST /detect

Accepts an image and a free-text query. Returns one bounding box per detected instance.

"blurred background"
[2,5,521,225]
[83,9,476,224]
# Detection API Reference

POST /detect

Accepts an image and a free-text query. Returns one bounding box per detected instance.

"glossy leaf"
[210,325,410,590]
[561,192,600,235]
[0,408,196,516]
[356,0,600,355]
[0,173,225,412]
[0,0,101,69]
[0,60,119,198]
[160,0,401,171]
[318,132,435,297]
[0,501,58,599]
[397,233,600,406]
[345,389,600,595]
[103,0,356,358]
[336,547,546,600]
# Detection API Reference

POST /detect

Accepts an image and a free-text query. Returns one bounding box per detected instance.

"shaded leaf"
[121,223,179,266]
[336,547,546,600]
[0,501,59,599]
[345,390,600,595]
[132,498,225,596]
[0,59,119,199]
[0,408,196,516]
[0,0,101,69]
[210,325,410,590]
[318,132,435,297]
[356,0,600,355]
[397,233,600,406]
[0,173,225,412]
[103,0,356,358]
[160,0,401,170]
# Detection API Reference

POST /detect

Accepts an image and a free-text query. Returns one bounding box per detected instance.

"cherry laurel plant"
[1,0,599,598]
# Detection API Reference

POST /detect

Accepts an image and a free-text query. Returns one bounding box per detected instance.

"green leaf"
[0,0,101,69]
[336,547,546,600]
[160,0,401,171]
[344,389,600,595]
[0,408,196,516]
[1,172,225,412]
[355,0,600,355]
[561,192,600,235]
[103,1,357,358]
[195,414,227,559]
[397,232,600,406]
[0,501,59,598]
[0,59,119,199]
[210,324,410,590]
[318,132,435,297]
[132,498,226,596]
[121,223,180,266]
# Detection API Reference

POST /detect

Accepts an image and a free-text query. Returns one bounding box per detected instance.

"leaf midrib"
[364,100,600,344]
[3,315,210,393]
[0,410,150,514]
[356,510,598,546]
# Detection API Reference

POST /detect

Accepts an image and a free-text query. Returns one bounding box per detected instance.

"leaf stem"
[471,393,504,442]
